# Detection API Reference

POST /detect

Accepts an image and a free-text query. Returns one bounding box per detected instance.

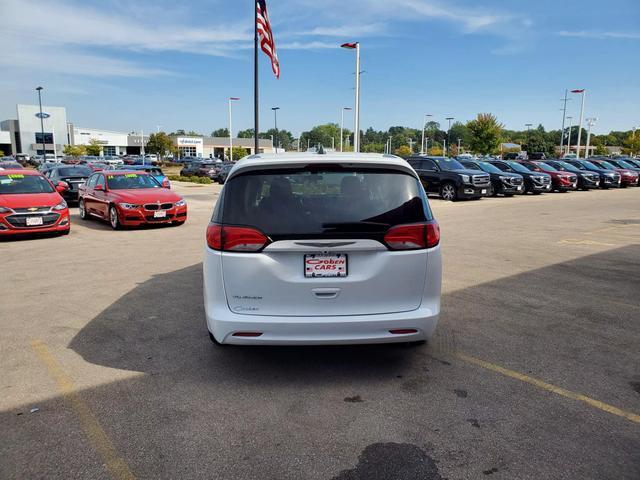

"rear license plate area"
[304,253,348,278]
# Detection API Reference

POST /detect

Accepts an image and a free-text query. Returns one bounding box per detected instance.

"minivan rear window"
[219,167,431,240]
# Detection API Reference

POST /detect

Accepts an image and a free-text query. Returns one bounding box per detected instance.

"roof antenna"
[317,144,325,154]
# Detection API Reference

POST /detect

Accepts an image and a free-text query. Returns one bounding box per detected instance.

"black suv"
[180,161,220,178]
[546,160,600,190]
[407,156,491,201]
[565,160,621,188]
[487,160,552,194]
[43,165,92,203]
[460,159,525,196]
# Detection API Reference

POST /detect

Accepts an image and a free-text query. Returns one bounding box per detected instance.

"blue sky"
[1,0,639,136]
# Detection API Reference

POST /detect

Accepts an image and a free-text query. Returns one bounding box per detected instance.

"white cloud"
[558,30,640,40]
[279,41,339,50]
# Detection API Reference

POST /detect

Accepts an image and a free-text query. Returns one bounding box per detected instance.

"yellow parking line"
[30,340,136,480]
[456,352,640,425]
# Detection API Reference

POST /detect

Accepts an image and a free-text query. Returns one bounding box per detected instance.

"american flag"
[256,0,280,79]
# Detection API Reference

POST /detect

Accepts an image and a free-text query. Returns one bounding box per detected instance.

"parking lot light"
[341,42,361,152]
[228,97,240,161]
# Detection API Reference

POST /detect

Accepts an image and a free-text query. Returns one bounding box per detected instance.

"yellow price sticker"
[124,174,138,178]
[8,174,24,179]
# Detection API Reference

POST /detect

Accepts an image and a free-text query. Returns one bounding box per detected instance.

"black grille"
[472,175,490,186]
[6,213,60,228]
[144,203,173,211]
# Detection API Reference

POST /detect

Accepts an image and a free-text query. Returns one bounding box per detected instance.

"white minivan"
[203,152,441,345]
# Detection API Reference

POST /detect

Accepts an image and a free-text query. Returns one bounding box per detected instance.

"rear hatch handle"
[312,288,341,299]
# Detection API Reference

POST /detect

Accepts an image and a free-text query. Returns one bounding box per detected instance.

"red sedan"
[78,170,187,229]
[0,169,71,236]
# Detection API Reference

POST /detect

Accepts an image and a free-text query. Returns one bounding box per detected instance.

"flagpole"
[254,1,259,155]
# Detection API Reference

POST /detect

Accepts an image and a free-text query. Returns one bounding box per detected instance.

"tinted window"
[56,167,92,177]
[433,158,464,170]
[86,175,98,188]
[475,162,502,174]
[421,159,436,170]
[95,175,106,189]
[0,174,54,194]
[106,173,161,189]
[220,167,430,240]
[504,161,532,173]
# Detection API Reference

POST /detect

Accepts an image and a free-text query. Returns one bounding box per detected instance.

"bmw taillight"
[206,224,269,252]
[383,221,440,250]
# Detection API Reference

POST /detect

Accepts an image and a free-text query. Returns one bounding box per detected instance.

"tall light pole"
[572,89,586,158]
[340,107,352,152]
[271,106,280,153]
[341,42,361,152]
[36,87,46,157]
[457,138,461,153]
[525,123,533,150]
[408,138,414,152]
[421,114,433,154]
[228,97,239,160]
[585,117,597,158]
[559,90,570,154]
[446,117,454,156]
[566,116,573,156]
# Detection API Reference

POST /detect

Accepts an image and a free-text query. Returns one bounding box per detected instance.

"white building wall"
[17,104,68,156]
[73,127,129,155]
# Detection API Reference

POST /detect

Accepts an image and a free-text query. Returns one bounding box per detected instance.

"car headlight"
[461,174,470,183]
[175,199,186,207]
[52,200,68,211]
[119,203,140,209]
[0,206,13,214]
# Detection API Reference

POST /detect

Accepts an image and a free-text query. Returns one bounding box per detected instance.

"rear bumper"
[206,307,439,345]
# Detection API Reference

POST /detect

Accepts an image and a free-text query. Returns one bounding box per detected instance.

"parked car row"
[0,168,187,237]
[180,160,234,184]
[407,155,638,201]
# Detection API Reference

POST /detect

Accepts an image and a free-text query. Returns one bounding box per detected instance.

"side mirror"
[55,181,69,193]
[94,184,104,191]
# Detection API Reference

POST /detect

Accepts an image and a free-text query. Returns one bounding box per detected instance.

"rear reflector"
[206,224,269,252]
[383,221,440,250]
[389,329,418,335]
[232,332,263,337]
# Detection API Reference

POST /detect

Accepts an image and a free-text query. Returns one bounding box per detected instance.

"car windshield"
[580,161,601,170]
[532,162,557,172]
[0,173,54,194]
[553,161,580,173]
[475,162,502,174]
[433,158,465,170]
[106,173,161,189]
[220,167,430,240]
[57,167,92,176]
[505,161,532,173]
[596,160,618,170]
[613,160,635,169]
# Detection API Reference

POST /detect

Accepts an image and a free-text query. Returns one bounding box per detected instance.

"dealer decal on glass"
[304,253,348,278]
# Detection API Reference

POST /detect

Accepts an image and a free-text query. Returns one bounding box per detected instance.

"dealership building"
[1,104,274,158]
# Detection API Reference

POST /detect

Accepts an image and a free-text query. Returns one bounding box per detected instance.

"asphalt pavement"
[1,182,639,479]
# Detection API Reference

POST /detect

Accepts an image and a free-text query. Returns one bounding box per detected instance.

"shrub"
[167,175,213,184]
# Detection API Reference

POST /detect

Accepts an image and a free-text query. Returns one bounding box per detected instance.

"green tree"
[623,132,640,155]
[85,139,102,156]
[394,145,412,158]
[229,146,249,161]
[212,128,229,137]
[361,143,385,153]
[237,129,255,138]
[146,132,176,160]
[63,144,86,157]
[301,123,341,150]
[466,113,503,155]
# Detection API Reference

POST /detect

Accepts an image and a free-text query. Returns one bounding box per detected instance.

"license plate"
[26,217,43,226]
[154,210,167,218]
[304,253,348,278]
[481,189,487,194]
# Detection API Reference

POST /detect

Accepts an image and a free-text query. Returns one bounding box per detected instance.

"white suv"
[203,152,441,345]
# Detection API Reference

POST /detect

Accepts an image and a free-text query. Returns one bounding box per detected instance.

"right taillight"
[384,221,440,250]
[206,224,269,252]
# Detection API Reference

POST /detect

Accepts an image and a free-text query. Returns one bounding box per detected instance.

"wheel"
[209,331,225,346]
[78,199,89,220]
[440,182,457,201]
[109,205,121,230]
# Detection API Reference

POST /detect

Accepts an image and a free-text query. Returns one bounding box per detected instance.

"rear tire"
[109,205,121,230]
[440,182,457,201]
[78,199,88,220]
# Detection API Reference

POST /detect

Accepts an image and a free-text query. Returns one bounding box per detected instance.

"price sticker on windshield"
[125,174,138,178]
[8,174,24,179]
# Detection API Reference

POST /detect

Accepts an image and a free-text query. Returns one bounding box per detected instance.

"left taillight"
[383,221,440,250]
[206,224,269,252]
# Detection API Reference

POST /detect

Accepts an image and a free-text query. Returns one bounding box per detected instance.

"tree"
[301,123,341,149]
[466,113,503,155]
[85,139,102,156]
[237,129,255,138]
[229,147,249,161]
[63,144,86,157]
[212,128,229,137]
[146,132,175,160]
[623,132,640,155]
[394,145,412,158]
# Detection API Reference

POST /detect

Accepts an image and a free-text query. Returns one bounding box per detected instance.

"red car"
[519,161,578,191]
[78,170,187,229]
[589,159,639,187]
[0,169,71,236]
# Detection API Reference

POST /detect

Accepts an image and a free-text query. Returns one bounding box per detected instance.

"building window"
[179,146,197,157]
[103,146,116,156]
[35,132,53,144]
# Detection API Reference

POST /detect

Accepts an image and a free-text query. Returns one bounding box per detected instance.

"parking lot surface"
[1,183,639,479]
